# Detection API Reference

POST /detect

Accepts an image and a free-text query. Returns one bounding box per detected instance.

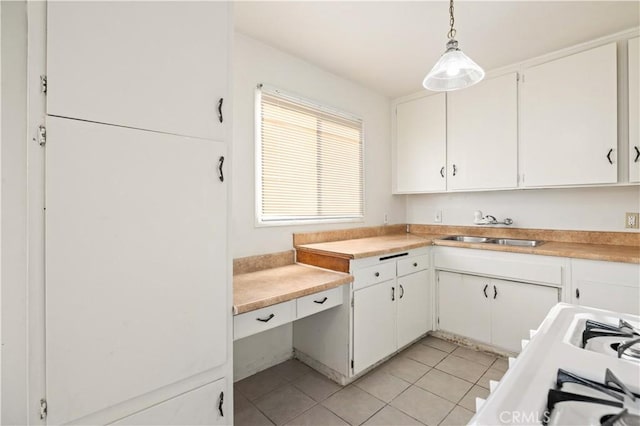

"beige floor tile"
[362,406,424,426]
[414,369,473,403]
[403,344,448,367]
[439,405,474,426]
[235,390,275,426]
[451,347,496,367]
[379,355,431,383]
[420,336,458,353]
[293,371,343,402]
[458,385,490,413]
[285,405,349,426]
[236,368,289,401]
[255,384,316,425]
[491,357,509,372]
[435,355,489,383]
[355,369,411,403]
[322,385,385,425]
[271,359,313,382]
[390,386,455,426]
[477,367,505,389]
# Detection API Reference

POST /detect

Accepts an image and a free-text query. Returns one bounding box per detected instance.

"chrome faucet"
[474,211,513,226]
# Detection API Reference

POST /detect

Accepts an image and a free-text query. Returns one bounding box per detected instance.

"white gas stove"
[469,303,640,426]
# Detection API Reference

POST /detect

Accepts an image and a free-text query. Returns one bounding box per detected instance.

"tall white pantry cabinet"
[42,2,232,424]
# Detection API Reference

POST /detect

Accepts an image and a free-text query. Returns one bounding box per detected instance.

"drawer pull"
[256,313,275,322]
[413,262,418,267]
[374,272,380,277]
[314,297,328,304]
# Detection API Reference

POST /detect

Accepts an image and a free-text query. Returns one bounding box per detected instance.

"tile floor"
[234,336,508,426]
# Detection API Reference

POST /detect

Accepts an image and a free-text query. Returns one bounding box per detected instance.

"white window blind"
[257,85,364,224]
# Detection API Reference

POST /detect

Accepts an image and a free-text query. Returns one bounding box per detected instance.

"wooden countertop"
[296,232,640,264]
[233,263,353,315]
[295,234,432,259]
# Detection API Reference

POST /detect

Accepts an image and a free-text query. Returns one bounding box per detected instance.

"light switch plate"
[625,212,639,229]
[434,210,442,223]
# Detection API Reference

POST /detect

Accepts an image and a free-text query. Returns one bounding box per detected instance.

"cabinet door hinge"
[40,398,48,420]
[37,125,46,146]
[40,75,47,94]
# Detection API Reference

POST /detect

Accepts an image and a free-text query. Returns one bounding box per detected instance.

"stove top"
[545,368,640,426]
[583,319,640,362]
[469,304,640,426]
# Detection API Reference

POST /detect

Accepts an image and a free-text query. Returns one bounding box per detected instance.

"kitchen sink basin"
[440,235,545,247]
[488,238,545,247]
[441,235,493,243]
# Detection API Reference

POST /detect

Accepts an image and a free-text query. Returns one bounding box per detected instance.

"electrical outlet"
[625,212,639,229]
[434,210,442,223]
[383,213,389,225]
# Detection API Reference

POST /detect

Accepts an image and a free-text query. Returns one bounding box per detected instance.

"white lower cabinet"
[571,259,640,315]
[353,280,397,374]
[352,249,431,374]
[438,271,559,352]
[110,379,227,425]
[397,270,431,348]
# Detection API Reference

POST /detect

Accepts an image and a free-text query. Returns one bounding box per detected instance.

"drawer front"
[297,286,344,320]
[353,261,396,290]
[397,254,430,276]
[234,301,295,341]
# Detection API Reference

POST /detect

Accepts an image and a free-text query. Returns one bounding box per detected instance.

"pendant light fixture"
[422,0,485,91]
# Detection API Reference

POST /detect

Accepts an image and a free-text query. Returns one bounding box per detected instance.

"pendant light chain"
[447,0,456,40]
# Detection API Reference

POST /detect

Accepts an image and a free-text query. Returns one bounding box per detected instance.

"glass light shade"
[423,41,485,91]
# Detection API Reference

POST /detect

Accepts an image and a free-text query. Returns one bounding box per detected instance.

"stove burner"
[544,369,640,426]
[583,319,640,361]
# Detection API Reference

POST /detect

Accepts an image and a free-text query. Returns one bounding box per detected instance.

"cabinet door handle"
[452,164,457,176]
[217,98,224,123]
[218,391,224,417]
[493,285,498,299]
[391,287,395,301]
[440,166,445,178]
[635,146,640,163]
[399,284,404,299]
[483,284,488,298]
[257,313,275,322]
[606,148,614,164]
[576,288,580,299]
[314,297,328,304]
[217,156,225,182]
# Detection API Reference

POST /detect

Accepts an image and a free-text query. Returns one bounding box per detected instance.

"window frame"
[254,84,366,227]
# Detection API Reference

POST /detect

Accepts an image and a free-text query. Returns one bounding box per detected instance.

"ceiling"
[234,1,640,98]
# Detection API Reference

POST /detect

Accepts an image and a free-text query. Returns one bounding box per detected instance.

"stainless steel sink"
[440,235,545,247]
[441,235,493,243]
[488,238,545,247]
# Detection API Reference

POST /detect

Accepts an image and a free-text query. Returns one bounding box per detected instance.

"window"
[256,85,364,224]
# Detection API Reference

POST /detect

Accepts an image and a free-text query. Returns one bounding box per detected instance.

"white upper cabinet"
[47,2,229,140]
[520,43,618,187]
[394,93,447,193]
[447,73,518,190]
[629,37,639,183]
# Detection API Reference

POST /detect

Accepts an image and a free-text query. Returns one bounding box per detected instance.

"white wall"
[232,32,405,259]
[407,186,640,231]
[1,1,28,423]
[232,32,404,379]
